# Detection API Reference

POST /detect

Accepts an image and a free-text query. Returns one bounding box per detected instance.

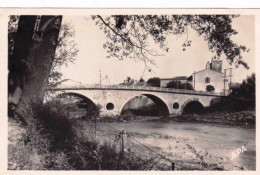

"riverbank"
[168,111,255,128]
[90,110,255,129]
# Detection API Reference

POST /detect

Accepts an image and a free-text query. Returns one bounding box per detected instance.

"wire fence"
[84,121,181,170]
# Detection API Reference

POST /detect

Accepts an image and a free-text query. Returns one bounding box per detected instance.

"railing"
[47,84,224,96]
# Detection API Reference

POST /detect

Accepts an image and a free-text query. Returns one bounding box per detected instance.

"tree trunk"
[8,16,37,104]
[9,15,62,113]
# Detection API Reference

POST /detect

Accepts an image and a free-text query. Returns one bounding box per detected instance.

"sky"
[59,15,255,85]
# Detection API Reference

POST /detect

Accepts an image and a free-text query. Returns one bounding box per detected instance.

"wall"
[193,69,229,93]
[160,79,172,87]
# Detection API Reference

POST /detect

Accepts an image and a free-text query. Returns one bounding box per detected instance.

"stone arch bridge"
[46,84,224,116]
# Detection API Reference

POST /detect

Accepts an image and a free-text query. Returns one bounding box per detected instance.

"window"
[205,77,210,83]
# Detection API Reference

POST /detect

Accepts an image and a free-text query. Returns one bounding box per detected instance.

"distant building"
[160,76,189,88]
[160,59,231,94]
[160,78,173,88]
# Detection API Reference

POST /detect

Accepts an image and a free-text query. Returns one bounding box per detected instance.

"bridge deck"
[47,84,225,97]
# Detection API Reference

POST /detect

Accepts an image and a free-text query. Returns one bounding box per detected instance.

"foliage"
[18,100,74,152]
[78,103,101,120]
[69,139,153,170]
[139,77,145,82]
[9,100,154,170]
[9,100,74,169]
[8,16,78,90]
[147,77,160,87]
[48,22,79,88]
[230,73,255,99]
[124,76,134,84]
[9,140,72,170]
[206,73,256,112]
[206,85,215,92]
[166,81,193,90]
[207,97,255,112]
[93,15,249,72]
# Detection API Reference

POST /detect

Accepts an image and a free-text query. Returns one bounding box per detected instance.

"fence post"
[94,116,97,139]
[172,162,175,170]
[121,130,125,159]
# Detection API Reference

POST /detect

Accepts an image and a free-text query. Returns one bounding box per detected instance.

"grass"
[185,144,224,170]
[8,100,155,170]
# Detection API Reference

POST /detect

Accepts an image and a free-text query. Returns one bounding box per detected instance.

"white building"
[193,59,230,94]
[159,59,231,94]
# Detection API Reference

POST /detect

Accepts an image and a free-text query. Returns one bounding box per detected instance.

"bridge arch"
[55,92,99,116]
[120,93,169,116]
[182,99,205,114]
[56,92,95,103]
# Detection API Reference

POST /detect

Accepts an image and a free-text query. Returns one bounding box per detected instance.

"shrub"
[147,77,160,87]
[230,73,255,100]
[206,85,215,92]
[9,99,156,170]
[68,139,154,170]
[80,104,101,120]
[34,100,75,151]
[10,99,75,169]
[8,112,72,170]
[166,81,193,90]
[22,100,75,152]
[206,97,255,112]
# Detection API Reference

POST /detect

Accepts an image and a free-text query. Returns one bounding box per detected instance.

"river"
[86,120,255,170]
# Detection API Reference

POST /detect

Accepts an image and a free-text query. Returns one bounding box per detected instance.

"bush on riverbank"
[8,100,153,170]
[171,111,255,128]
[9,100,74,170]
[206,97,255,113]
[203,73,255,114]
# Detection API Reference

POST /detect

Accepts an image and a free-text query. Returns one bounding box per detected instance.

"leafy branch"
[92,15,250,72]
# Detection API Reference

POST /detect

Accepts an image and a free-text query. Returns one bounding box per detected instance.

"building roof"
[161,76,187,81]
[173,76,187,80]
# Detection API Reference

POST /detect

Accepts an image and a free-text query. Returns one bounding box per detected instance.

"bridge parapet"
[47,84,224,96]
